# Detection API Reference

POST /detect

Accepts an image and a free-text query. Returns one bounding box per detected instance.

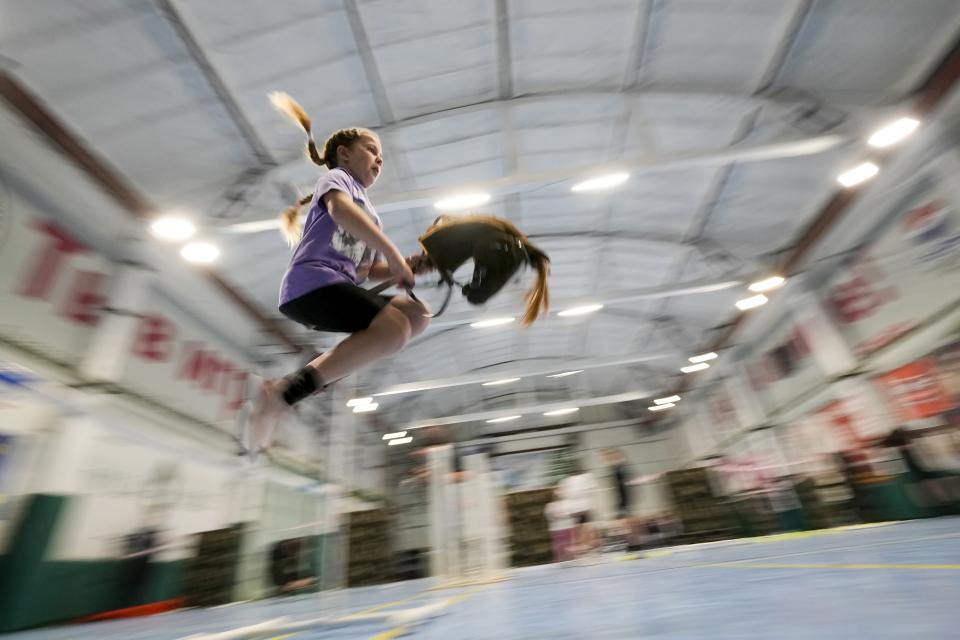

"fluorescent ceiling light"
[470,317,515,328]
[353,402,379,413]
[748,276,785,293]
[434,193,491,211]
[347,397,373,407]
[571,173,629,192]
[681,363,710,374]
[648,403,675,411]
[382,431,407,440]
[180,242,220,264]
[543,408,579,416]
[486,415,521,424]
[482,378,521,386]
[654,395,680,405]
[837,162,879,187]
[868,117,919,148]
[387,437,413,445]
[558,304,604,317]
[150,216,195,241]
[547,370,583,378]
[736,294,768,311]
[688,352,718,364]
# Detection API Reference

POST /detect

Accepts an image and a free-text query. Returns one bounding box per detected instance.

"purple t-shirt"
[279,168,382,306]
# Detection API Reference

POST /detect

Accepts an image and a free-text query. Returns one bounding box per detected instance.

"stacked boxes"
[504,489,553,567]
[183,524,244,607]
[664,468,736,543]
[795,476,844,528]
[346,509,390,587]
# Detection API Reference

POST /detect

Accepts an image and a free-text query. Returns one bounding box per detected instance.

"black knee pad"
[282,367,322,406]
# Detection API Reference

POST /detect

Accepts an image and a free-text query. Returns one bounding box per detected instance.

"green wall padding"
[0,494,188,632]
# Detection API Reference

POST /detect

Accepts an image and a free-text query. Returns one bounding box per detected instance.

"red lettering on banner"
[60,270,106,326]
[18,221,88,300]
[223,370,249,415]
[827,256,898,324]
[199,354,223,392]
[132,315,176,362]
[178,341,206,382]
[173,341,250,415]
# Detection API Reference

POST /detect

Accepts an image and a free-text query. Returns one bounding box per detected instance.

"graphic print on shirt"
[332,197,376,279]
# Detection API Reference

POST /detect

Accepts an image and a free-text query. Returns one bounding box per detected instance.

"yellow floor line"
[748,522,894,545]
[366,582,496,639]
[266,587,433,640]
[696,562,960,570]
[369,625,408,640]
[341,591,426,618]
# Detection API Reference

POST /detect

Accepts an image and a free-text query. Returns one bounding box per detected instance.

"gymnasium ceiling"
[2,0,960,439]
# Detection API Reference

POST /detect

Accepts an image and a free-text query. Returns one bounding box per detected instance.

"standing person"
[245,94,433,453]
[558,461,599,558]
[603,448,633,520]
[544,488,574,562]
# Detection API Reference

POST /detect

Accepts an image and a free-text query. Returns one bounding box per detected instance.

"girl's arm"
[325,191,403,262]
[368,254,433,282]
[325,191,414,287]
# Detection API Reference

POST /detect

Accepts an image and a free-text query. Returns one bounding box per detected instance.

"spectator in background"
[544,487,574,562]
[603,448,634,520]
[558,460,599,558]
[269,538,315,595]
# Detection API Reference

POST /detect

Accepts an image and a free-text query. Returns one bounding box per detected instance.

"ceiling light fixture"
[736,294,768,311]
[868,117,920,148]
[558,304,604,317]
[571,173,629,192]
[547,370,584,378]
[150,216,195,241]
[434,193,491,211]
[543,407,579,416]
[648,403,675,411]
[482,378,521,386]
[748,276,785,293]
[180,241,220,264]
[470,317,515,328]
[837,162,879,187]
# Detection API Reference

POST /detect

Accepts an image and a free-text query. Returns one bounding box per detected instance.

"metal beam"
[400,390,652,430]
[672,32,960,396]
[635,107,761,357]
[575,0,655,366]
[753,0,814,95]
[212,87,857,218]
[223,132,847,232]
[343,0,395,125]
[372,352,668,398]
[403,277,741,332]
[0,69,303,354]
[155,0,275,166]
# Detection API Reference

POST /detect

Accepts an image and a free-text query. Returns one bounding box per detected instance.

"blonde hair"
[269,91,377,246]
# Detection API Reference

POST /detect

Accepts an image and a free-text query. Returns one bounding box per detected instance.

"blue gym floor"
[6,517,960,640]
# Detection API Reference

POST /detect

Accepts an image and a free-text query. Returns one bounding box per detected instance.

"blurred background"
[0,1,959,638]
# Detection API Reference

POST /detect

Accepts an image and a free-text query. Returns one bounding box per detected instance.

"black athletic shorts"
[280,283,392,333]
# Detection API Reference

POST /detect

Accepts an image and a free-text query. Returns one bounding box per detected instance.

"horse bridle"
[367,259,456,319]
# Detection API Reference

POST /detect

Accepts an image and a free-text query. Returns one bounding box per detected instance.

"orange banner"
[877,359,955,421]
